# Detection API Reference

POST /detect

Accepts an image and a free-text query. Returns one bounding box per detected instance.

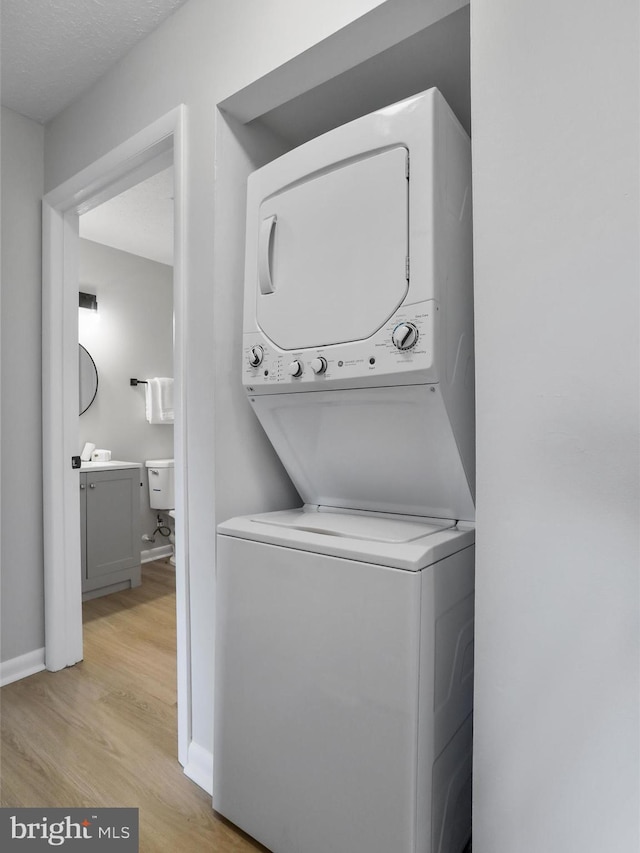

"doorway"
[42,107,191,766]
[78,165,175,576]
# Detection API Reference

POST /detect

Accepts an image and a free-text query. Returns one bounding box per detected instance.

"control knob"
[392,322,418,350]
[310,357,327,375]
[248,345,264,367]
[288,360,303,378]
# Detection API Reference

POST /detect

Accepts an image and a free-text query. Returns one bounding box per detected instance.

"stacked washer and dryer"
[214,89,475,853]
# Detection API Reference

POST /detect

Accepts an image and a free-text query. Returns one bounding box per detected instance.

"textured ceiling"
[1,0,190,124]
[80,167,174,266]
[2,1,182,263]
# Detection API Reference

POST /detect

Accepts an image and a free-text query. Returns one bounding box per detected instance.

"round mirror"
[79,344,98,415]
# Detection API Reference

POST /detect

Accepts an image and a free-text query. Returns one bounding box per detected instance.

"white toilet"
[145,458,175,563]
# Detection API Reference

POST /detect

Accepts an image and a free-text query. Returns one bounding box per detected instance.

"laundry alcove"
[211,0,471,528]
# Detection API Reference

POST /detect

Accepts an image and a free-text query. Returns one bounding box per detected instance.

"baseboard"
[141,544,174,564]
[1,647,46,687]
[184,741,213,795]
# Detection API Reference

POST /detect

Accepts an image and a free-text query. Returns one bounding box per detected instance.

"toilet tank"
[145,458,175,510]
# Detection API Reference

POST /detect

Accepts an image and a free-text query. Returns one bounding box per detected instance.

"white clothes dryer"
[240,87,475,523]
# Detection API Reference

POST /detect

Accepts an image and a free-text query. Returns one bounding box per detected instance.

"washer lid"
[248,384,475,522]
[255,146,409,350]
[218,508,474,571]
[252,508,454,542]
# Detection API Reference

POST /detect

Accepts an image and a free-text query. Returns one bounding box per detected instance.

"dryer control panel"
[243,301,438,393]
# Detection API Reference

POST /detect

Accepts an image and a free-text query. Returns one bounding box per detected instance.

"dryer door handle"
[258,215,277,295]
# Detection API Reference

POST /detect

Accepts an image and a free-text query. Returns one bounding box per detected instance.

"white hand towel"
[158,377,174,423]
[145,378,174,424]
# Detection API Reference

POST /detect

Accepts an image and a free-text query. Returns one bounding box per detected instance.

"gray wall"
[78,239,174,539]
[471,1,639,850]
[1,107,45,661]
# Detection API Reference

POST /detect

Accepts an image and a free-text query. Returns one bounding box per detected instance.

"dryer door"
[255,146,409,350]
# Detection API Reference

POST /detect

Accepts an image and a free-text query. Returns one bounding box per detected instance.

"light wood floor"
[0,560,269,852]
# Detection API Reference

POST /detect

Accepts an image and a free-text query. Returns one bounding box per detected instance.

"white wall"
[1,107,45,662]
[43,0,387,766]
[78,239,174,538]
[471,1,639,851]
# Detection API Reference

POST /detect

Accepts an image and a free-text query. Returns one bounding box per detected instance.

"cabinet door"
[79,473,87,579]
[85,469,140,579]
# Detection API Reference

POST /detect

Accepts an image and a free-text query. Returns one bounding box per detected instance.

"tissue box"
[92,449,112,462]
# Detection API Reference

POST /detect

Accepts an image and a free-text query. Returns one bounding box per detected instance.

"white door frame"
[42,106,191,764]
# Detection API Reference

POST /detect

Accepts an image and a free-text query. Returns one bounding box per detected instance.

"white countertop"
[80,460,141,472]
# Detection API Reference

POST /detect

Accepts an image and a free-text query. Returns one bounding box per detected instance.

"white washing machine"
[214,89,475,853]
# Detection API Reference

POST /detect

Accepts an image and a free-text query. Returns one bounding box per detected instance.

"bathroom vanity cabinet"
[80,463,142,600]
